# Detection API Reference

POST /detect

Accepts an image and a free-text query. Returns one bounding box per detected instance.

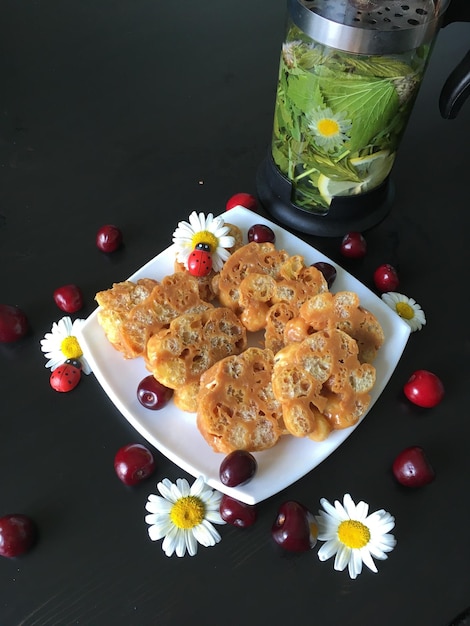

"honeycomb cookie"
[272,329,376,441]
[265,301,297,354]
[96,272,213,359]
[96,278,159,355]
[145,307,247,412]
[173,223,244,302]
[285,291,385,363]
[214,242,328,332]
[196,347,285,453]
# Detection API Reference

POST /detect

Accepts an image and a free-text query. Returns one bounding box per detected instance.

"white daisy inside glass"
[308,108,352,152]
[381,291,426,332]
[315,493,396,580]
[172,211,235,273]
[145,476,225,557]
[40,316,92,374]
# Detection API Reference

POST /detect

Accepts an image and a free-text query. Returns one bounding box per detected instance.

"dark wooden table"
[1,2,469,625]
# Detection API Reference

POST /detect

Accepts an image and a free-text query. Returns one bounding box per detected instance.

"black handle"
[439,49,470,119]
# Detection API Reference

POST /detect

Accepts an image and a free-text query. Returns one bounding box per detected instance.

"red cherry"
[340,232,367,259]
[247,224,276,244]
[219,450,257,487]
[271,501,317,552]
[392,445,435,487]
[403,370,445,408]
[137,375,173,410]
[219,494,257,528]
[114,443,156,486]
[53,284,84,313]
[373,263,399,292]
[96,224,123,253]
[0,304,29,343]
[0,514,37,558]
[226,192,258,212]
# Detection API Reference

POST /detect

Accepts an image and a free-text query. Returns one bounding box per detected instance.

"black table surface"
[1,2,469,625]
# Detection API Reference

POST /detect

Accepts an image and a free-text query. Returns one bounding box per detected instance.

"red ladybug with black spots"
[188,242,213,277]
[50,359,82,392]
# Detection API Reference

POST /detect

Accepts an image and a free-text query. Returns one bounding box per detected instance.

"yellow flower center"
[317,118,340,138]
[191,230,218,254]
[337,519,371,549]
[170,496,205,530]
[395,301,415,320]
[60,336,83,360]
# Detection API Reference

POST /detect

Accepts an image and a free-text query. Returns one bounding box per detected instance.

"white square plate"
[78,207,410,504]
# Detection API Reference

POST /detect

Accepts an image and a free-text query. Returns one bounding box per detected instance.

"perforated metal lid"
[289,0,451,54]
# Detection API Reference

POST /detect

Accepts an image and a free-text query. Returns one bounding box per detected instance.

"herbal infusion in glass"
[271,21,432,213]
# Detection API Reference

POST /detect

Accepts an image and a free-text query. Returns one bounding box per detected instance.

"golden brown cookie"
[96,272,213,359]
[214,242,328,332]
[272,329,376,440]
[285,291,384,363]
[196,347,284,453]
[96,278,159,356]
[145,307,247,412]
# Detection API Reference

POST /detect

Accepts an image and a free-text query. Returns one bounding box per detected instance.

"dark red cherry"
[96,224,123,253]
[219,450,257,487]
[226,192,258,212]
[0,514,37,558]
[219,494,257,528]
[0,304,29,343]
[373,263,399,292]
[340,232,367,259]
[53,284,84,313]
[311,261,337,288]
[247,224,275,244]
[137,375,173,410]
[392,446,435,487]
[271,501,318,552]
[114,443,156,486]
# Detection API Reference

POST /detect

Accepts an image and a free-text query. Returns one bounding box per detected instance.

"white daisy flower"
[40,316,92,374]
[315,493,396,580]
[308,107,352,152]
[145,476,225,557]
[381,291,426,332]
[172,211,235,272]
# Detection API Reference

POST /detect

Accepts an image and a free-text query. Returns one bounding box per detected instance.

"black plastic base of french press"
[256,153,394,237]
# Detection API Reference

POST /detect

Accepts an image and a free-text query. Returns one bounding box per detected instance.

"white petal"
[185,530,198,556]
[334,544,351,572]
[205,509,226,525]
[342,493,357,518]
[189,475,206,498]
[145,495,172,514]
[162,525,180,557]
[157,479,178,503]
[193,520,221,547]
[360,547,379,572]
[174,530,187,557]
[218,235,235,249]
[317,539,340,562]
[348,550,363,579]
[175,478,190,498]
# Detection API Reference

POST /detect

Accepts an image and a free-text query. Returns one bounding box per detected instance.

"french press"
[257,0,470,236]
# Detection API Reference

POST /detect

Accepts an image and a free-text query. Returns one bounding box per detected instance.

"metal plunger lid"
[289,0,451,54]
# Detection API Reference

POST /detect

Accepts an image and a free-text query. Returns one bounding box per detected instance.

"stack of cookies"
[95,232,385,455]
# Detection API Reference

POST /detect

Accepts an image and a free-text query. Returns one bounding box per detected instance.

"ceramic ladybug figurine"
[188,242,213,277]
[50,358,82,392]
